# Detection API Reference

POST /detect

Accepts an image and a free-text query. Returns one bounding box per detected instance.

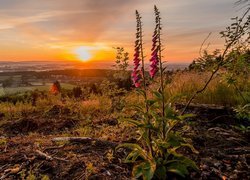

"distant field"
[0,83,75,96]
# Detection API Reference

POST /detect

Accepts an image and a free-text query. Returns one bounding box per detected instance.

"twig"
[52,137,92,142]
[0,164,24,180]
[199,32,212,57]
[233,83,247,103]
[209,115,232,123]
[35,150,53,160]
[51,137,118,146]
[35,149,69,162]
[44,144,65,151]
[0,165,8,172]
[181,62,221,115]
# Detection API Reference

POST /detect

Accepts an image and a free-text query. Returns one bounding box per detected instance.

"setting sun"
[74,46,92,62]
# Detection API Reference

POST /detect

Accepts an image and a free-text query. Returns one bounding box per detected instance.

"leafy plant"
[113,47,132,90]
[233,103,250,133]
[234,103,250,120]
[114,47,129,72]
[185,7,249,112]
[117,6,198,179]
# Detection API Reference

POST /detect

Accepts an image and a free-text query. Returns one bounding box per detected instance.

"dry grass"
[0,102,35,120]
[164,71,249,106]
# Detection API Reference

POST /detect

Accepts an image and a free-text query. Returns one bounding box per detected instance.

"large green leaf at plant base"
[132,160,156,180]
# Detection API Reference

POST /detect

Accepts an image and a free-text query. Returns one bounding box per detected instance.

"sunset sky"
[0,0,243,63]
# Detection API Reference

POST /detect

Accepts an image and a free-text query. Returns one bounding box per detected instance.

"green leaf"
[146,99,157,106]
[167,167,187,178]
[167,132,183,147]
[132,160,156,180]
[181,157,199,171]
[167,159,197,178]
[164,105,177,119]
[180,143,199,154]
[122,118,141,126]
[125,150,140,163]
[127,104,144,113]
[153,91,163,100]
[156,141,171,149]
[116,143,148,160]
[154,165,167,179]
[178,114,196,120]
[136,89,147,98]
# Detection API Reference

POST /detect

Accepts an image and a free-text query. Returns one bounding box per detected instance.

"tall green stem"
[157,17,166,140]
[138,14,153,156]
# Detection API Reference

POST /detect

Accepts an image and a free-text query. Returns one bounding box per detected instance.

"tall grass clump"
[164,71,249,106]
[0,102,35,120]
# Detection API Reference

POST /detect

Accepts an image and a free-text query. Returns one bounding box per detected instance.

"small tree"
[113,47,132,90]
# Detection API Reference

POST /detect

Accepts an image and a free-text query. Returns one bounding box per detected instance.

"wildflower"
[149,5,162,79]
[150,33,159,78]
[132,10,143,87]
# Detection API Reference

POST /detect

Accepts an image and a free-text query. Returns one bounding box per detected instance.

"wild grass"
[0,102,35,120]
[0,70,248,123]
[164,71,249,106]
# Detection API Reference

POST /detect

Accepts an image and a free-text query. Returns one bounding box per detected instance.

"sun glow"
[74,46,92,62]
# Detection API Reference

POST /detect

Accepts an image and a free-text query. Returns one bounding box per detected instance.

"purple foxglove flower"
[134,82,141,88]
[150,42,159,78]
[132,47,141,87]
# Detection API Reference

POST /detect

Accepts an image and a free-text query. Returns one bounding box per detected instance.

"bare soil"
[0,104,249,179]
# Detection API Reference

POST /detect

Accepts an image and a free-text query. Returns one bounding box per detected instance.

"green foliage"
[233,103,250,133]
[117,92,198,179]
[234,124,250,133]
[234,103,250,120]
[112,47,132,90]
[114,47,129,72]
[189,49,221,71]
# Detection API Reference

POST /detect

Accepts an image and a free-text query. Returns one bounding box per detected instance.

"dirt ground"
[0,104,249,179]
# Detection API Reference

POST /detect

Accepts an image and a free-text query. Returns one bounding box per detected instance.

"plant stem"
[158,18,166,140]
[233,83,247,103]
[138,16,153,156]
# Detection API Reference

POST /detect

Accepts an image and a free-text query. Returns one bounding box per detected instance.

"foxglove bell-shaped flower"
[150,36,159,78]
[132,47,141,87]
[132,10,143,87]
[149,5,162,79]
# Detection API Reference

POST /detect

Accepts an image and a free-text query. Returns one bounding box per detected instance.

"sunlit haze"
[0,0,241,63]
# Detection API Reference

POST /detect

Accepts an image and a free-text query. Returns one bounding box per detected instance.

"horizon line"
[0,60,192,64]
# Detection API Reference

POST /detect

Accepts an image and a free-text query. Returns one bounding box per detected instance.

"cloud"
[0,10,92,30]
[0,0,241,62]
[0,0,142,42]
